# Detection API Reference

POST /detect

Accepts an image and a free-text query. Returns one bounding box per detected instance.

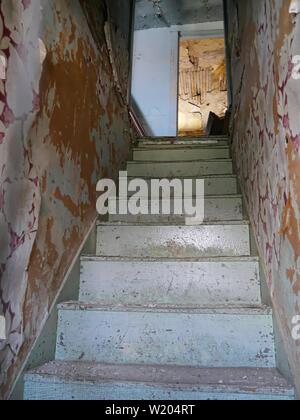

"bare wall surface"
[0,0,133,400]
[227,0,300,394]
[135,0,224,30]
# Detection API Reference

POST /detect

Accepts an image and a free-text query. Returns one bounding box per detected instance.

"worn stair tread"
[111,194,243,199]
[25,362,293,396]
[79,254,262,307]
[138,136,229,140]
[128,158,233,164]
[134,145,230,151]
[126,174,237,179]
[96,221,251,258]
[133,146,231,161]
[137,136,229,144]
[58,301,272,315]
[97,220,250,227]
[81,255,260,262]
[109,194,244,223]
[123,175,239,196]
[127,160,233,177]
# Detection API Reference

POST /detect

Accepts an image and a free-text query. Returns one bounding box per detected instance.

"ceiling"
[135,0,224,30]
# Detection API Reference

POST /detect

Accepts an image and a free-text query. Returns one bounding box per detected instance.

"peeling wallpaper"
[227,0,300,392]
[0,0,133,399]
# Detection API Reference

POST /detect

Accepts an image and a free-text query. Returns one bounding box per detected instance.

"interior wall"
[0,0,133,400]
[227,0,300,394]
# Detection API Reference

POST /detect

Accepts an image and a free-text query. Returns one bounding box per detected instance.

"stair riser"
[96,225,251,258]
[79,259,261,306]
[24,378,293,401]
[133,148,230,161]
[127,161,233,177]
[139,142,229,148]
[123,177,239,196]
[138,137,229,147]
[108,197,243,223]
[56,309,275,368]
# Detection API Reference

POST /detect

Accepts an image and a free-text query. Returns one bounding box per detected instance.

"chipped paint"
[0,0,133,399]
[55,303,276,368]
[23,362,295,401]
[227,0,300,394]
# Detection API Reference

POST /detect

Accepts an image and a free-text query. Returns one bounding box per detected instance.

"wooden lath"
[179,67,213,106]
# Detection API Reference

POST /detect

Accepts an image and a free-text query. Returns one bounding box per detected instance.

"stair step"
[127,160,233,178]
[96,222,251,258]
[80,256,261,306]
[137,136,229,147]
[133,146,230,161]
[108,195,243,223]
[124,175,239,196]
[24,362,294,401]
[56,303,275,368]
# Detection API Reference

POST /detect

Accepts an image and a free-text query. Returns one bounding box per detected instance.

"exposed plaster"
[0,0,133,400]
[227,0,300,395]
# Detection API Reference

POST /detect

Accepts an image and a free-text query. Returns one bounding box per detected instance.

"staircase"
[24,136,295,400]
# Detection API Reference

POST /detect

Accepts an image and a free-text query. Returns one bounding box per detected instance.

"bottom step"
[24,362,294,401]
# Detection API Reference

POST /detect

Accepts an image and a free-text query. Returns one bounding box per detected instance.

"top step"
[137,136,229,147]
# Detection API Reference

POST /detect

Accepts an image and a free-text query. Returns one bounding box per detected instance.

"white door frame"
[169,31,180,136]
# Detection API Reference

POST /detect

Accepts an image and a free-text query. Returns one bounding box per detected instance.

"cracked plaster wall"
[227,0,300,394]
[0,0,133,399]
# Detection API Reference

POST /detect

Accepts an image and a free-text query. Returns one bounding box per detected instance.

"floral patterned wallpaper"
[227,0,300,394]
[0,0,133,399]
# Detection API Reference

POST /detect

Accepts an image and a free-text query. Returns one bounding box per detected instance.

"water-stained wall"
[0,0,133,399]
[227,0,300,393]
